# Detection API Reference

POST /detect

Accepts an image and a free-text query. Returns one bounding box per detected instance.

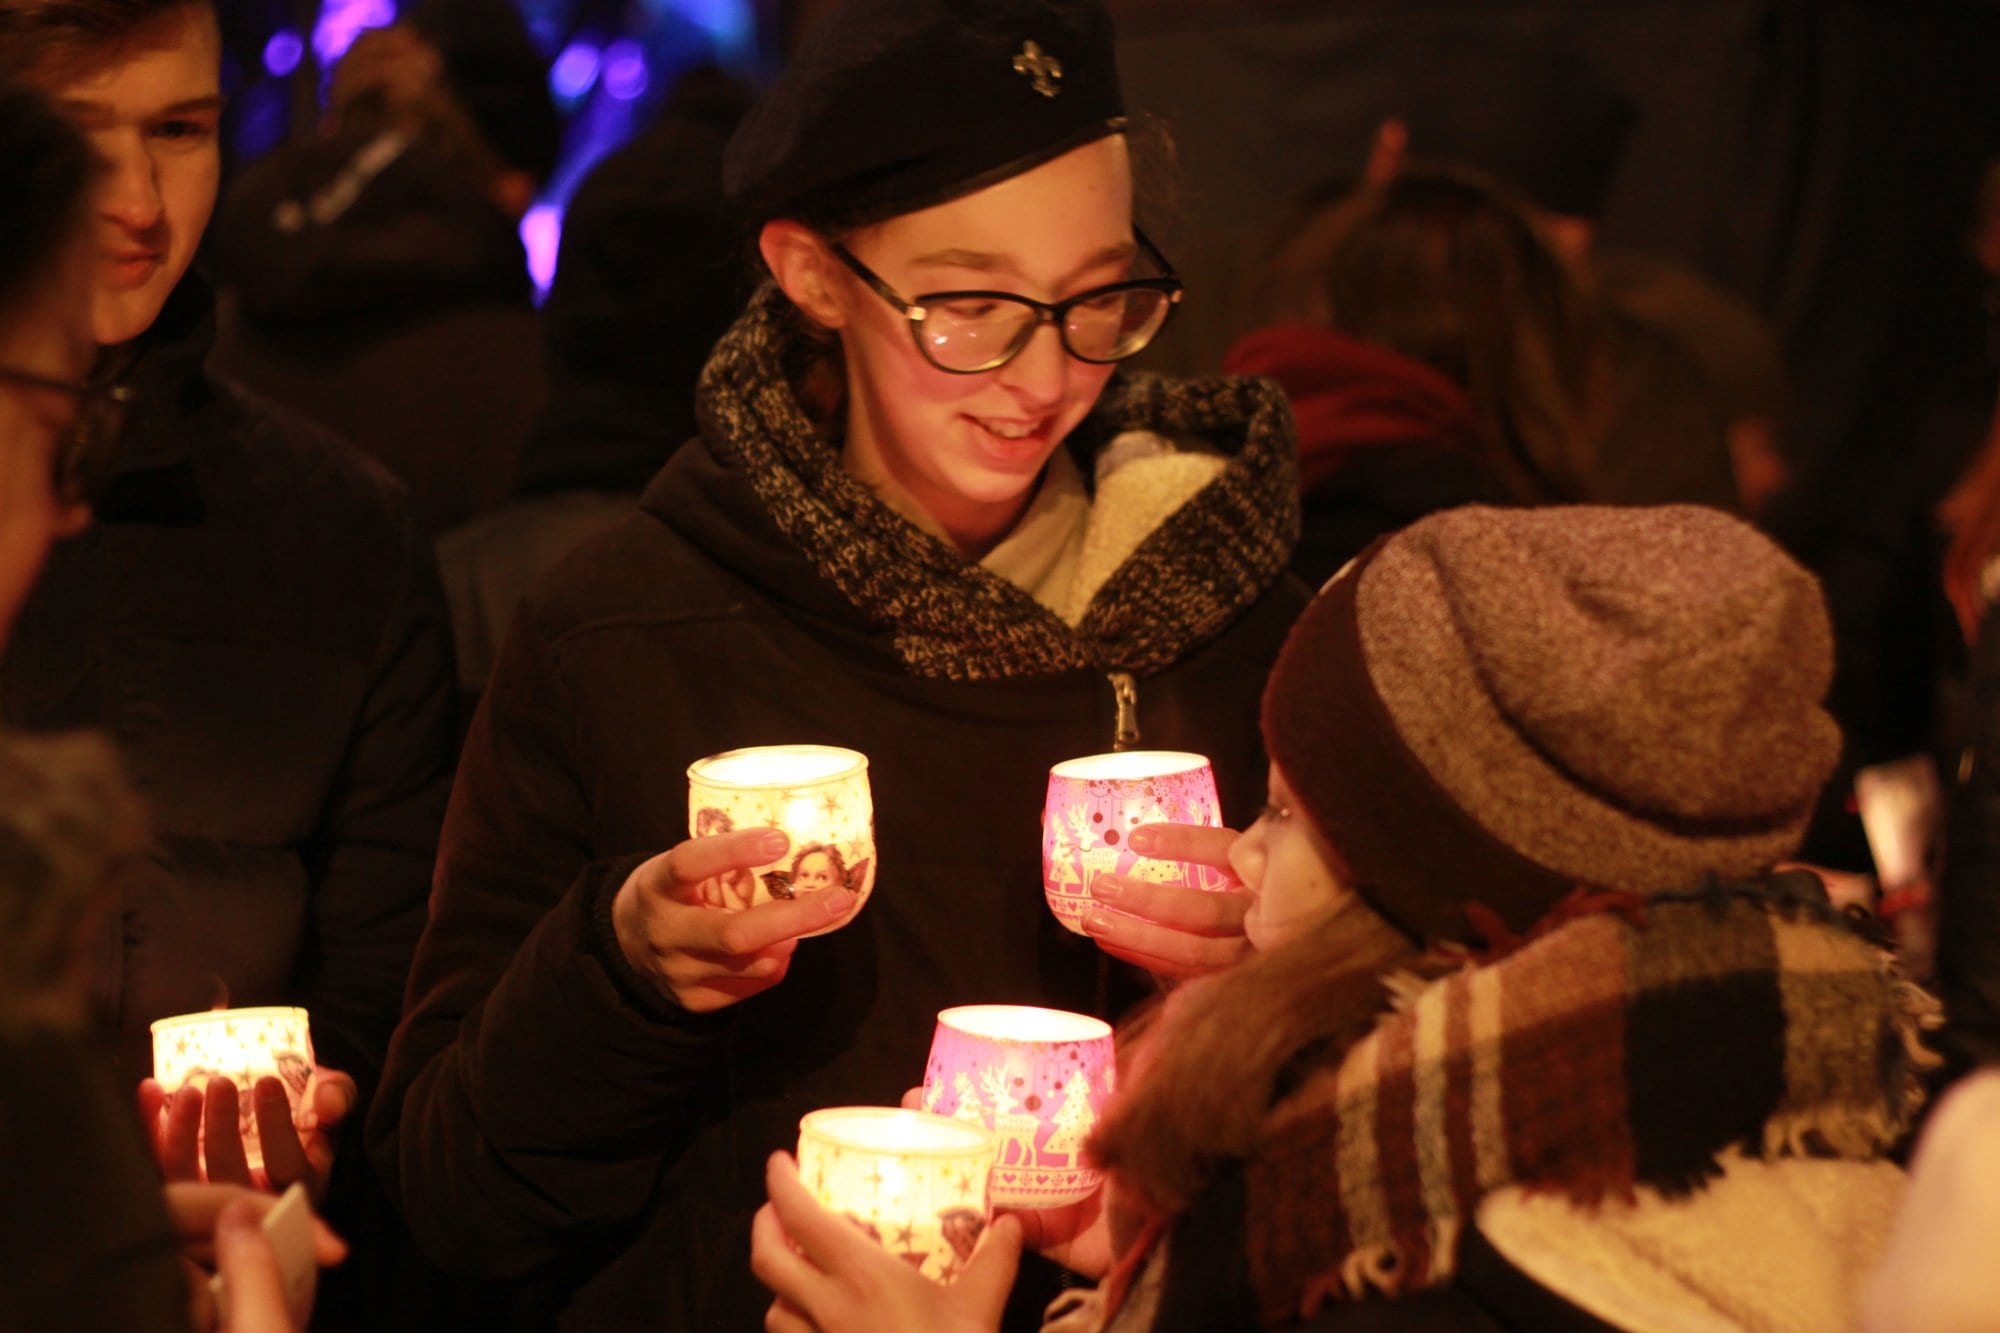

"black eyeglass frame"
[830,228,1185,374]
[0,364,132,506]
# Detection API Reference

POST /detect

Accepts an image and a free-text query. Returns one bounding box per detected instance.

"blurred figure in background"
[435,64,751,702]
[1227,170,1597,586]
[209,0,559,535]
[0,0,458,1320]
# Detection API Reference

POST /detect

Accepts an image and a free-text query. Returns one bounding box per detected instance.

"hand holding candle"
[1041,751,1227,933]
[610,826,856,1013]
[753,1151,1022,1333]
[146,1007,354,1199]
[1084,822,1252,980]
[687,745,874,929]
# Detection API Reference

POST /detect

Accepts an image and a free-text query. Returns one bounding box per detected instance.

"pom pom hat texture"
[723,0,1127,230]
[1261,505,1843,945]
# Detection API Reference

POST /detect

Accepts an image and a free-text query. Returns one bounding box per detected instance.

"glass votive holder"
[687,744,873,934]
[795,1107,999,1283]
[921,1005,1115,1209]
[1040,750,1225,933]
[150,1006,315,1172]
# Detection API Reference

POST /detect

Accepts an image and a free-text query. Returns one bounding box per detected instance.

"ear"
[760,220,851,330]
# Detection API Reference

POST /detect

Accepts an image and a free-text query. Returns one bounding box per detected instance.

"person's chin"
[92,285,171,347]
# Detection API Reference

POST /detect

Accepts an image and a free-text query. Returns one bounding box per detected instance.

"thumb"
[953,1214,1023,1318]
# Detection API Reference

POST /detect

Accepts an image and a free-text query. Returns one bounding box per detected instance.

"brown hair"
[0,0,210,88]
[1089,890,1418,1220]
[0,730,150,1023]
[1262,170,1604,504]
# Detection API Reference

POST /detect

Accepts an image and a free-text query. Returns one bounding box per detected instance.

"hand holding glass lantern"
[1041,750,1227,933]
[151,1006,315,1175]
[795,1107,999,1283]
[921,1005,1115,1209]
[687,744,874,935]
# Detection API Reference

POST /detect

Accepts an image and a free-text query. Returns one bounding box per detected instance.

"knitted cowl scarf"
[694,284,1301,682]
[1239,882,1937,1327]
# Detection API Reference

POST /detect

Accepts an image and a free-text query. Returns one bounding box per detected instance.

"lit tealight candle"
[1040,750,1225,933]
[151,1006,314,1172]
[687,745,873,934]
[921,1005,1115,1208]
[795,1108,998,1283]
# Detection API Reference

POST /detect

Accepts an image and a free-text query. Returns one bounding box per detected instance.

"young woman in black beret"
[369,0,1307,1324]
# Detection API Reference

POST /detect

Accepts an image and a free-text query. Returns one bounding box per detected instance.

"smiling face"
[1228,764,1362,952]
[0,236,97,646]
[44,4,223,347]
[823,135,1133,554]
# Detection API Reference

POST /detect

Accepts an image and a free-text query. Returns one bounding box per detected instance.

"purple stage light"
[313,0,397,69]
[550,41,601,101]
[263,30,305,78]
[601,40,650,102]
[520,202,564,301]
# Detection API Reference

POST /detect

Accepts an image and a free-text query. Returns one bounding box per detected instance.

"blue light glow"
[550,41,601,101]
[263,29,305,78]
[312,0,398,70]
[651,0,752,61]
[601,39,650,102]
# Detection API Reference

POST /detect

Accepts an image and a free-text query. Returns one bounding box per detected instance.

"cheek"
[167,155,220,250]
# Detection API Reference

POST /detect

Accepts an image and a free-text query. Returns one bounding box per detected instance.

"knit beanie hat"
[1261,505,1841,945]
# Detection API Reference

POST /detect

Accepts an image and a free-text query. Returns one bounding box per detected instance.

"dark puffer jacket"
[0,275,459,1113]
[371,285,1310,1329]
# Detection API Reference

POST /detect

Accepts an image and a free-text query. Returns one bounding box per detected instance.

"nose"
[96,136,163,233]
[1226,823,1263,890]
[994,317,1070,412]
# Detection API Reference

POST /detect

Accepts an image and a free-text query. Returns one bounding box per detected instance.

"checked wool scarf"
[1242,885,1937,1326]
[694,284,1301,682]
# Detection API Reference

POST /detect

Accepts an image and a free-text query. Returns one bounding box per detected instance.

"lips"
[967,414,1055,464]
[101,250,163,289]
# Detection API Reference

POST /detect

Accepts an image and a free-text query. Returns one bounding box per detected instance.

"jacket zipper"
[1109,671,1140,751]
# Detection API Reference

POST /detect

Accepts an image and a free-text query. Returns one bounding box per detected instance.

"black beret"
[725,0,1126,230]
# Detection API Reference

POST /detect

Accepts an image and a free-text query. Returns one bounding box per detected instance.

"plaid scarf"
[694,284,1300,682]
[1242,884,1938,1326]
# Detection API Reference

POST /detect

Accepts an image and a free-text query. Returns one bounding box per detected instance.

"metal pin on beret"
[723,0,1127,230]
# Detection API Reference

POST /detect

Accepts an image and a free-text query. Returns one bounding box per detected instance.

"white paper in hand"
[209,1182,319,1328]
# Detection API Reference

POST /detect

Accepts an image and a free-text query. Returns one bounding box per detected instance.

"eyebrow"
[909,240,1139,289]
[59,93,226,124]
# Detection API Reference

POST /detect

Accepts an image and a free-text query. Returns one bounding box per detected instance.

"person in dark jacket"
[755,505,1928,1333]
[0,0,458,1295]
[369,0,1306,1326]
[434,65,753,701]
[208,1,556,535]
[1227,170,1594,586]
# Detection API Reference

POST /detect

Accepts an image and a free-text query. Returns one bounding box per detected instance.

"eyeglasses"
[830,230,1184,374]
[0,365,131,506]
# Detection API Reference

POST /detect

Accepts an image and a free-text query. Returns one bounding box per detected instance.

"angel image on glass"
[688,745,874,929]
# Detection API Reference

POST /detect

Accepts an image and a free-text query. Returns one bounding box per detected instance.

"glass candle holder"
[795,1107,999,1282]
[921,1005,1115,1208]
[151,1006,315,1172]
[1040,750,1225,933]
[687,744,873,934]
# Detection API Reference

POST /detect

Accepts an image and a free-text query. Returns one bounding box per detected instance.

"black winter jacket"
[0,276,459,1108]
[371,288,1309,1328]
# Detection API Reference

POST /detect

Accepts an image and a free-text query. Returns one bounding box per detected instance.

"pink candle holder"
[796,1107,999,1283]
[1040,750,1225,933]
[151,1006,315,1172]
[921,1005,1115,1208]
